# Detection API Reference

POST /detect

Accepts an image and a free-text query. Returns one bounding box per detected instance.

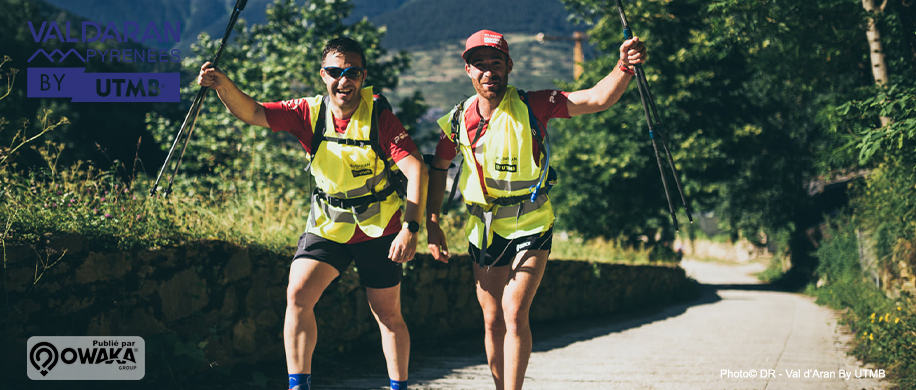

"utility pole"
[537,31,587,80]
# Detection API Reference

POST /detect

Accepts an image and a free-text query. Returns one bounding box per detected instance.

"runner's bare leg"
[367,284,410,381]
[284,258,340,374]
[474,249,548,390]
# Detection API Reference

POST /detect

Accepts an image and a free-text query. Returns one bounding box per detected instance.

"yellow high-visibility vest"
[305,87,402,242]
[437,86,554,248]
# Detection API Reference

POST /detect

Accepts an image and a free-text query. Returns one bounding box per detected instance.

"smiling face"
[465,47,512,101]
[320,50,366,117]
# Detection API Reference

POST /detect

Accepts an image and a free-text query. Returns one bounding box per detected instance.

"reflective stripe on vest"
[437,86,554,248]
[305,87,401,242]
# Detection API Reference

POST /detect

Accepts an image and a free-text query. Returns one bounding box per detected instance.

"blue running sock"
[289,373,310,390]
[390,378,408,390]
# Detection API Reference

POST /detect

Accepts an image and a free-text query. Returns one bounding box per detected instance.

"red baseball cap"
[462,29,510,62]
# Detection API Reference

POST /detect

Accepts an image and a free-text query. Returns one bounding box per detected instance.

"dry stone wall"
[1,234,695,382]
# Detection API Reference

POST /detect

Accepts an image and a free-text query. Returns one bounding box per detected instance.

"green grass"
[755,258,787,283]
[2,165,311,254]
[1,134,311,253]
[551,235,656,264]
[4,138,657,267]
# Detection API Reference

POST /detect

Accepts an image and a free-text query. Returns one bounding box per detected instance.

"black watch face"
[408,221,420,232]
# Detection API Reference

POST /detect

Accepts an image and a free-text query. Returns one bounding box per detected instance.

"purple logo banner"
[28,68,179,102]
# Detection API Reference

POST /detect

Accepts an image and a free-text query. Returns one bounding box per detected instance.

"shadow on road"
[529,277,797,354]
[198,277,790,389]
[530,281,721,353]
[317,278,803,389]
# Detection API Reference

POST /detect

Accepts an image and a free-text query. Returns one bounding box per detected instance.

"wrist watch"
[403,220,420,233]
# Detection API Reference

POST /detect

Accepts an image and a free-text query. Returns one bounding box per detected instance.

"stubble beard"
[474,77,508,102]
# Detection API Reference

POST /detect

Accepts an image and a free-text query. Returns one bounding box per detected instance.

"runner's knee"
[373,308,406,330]
[483,311,507,333]
[286,282,319,310]
[502,304,530,332]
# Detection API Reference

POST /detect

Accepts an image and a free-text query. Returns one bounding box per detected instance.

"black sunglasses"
[322,66,365,79]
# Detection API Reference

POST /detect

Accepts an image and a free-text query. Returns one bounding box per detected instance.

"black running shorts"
[293,232,401,289]
[469,228,553,268]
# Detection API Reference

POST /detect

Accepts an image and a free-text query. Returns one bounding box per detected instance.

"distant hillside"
[389,33,577,110]
[373,0,584,49]
[37,0,585,51]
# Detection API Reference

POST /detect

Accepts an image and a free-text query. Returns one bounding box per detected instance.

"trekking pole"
[612,0,693,231]
[150,0,249,197]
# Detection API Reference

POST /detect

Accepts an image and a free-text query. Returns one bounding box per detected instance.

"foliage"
[850,156,916,277]
[549,0,915,247]
[2,0,425,255]
[824,0,916,298]
[835,84,916,165]
[146,0,415,197]
[554,0,866,241]
[811,216,916,387]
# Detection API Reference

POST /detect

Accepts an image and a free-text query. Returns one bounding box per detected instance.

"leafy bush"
[811,216,916,387]
[832,80,916,284]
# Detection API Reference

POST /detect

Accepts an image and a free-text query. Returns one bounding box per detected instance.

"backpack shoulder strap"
[310,95,330,158]
[517,89,544,144]
[447,98,470,146]
[369,93,409,198]
[517,89,554,200]
[304,96,329,175]
[443,97,471,215]
[370,93,393,161]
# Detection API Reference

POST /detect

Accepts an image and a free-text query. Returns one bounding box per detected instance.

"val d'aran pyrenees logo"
[24,20,182,103]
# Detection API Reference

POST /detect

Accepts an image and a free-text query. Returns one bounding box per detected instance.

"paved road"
[324,259,893,390]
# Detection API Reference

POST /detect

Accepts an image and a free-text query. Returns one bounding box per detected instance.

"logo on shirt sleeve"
[392,131,408,145]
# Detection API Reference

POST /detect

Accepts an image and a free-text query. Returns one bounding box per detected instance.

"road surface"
[323,259,893,390]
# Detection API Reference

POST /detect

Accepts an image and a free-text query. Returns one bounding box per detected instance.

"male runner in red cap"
[426,29,645,390]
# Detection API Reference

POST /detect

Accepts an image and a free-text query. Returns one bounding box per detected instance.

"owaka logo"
[27,337,145,380]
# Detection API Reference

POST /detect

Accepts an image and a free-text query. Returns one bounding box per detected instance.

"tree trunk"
[862,0,891,126]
